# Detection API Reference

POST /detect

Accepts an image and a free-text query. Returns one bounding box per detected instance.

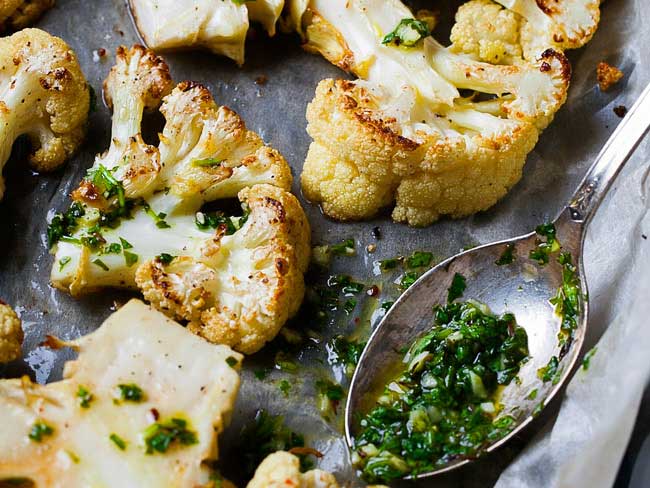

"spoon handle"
[568,82,650,224]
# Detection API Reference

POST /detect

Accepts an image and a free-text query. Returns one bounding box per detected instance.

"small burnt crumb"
[366,285,380,297]
[371,227,382,240]
[98,48,106,57]
[597,62,624,92]
[642,234,647,240]
[613,105,628,118]
[255,75,268,85]
[540,61,551,72]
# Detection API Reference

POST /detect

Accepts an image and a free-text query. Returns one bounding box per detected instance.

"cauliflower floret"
[247,451,340,488]
[449,0,523,64]
[0,299,22,363]
[0,299,242,486]
[49,46,309,354]
[299,0,572,226]
[493,0,601,60]
[0,0,53,32]
[129,0,286,65]
[0,28,89,200]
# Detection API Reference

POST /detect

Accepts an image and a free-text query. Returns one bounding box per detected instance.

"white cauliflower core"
[129,0,286,65]
[0,28,89,200]
[298,0,584,226]
[49,46,310,354]
[0,299,242,487]
[0,299,22,362]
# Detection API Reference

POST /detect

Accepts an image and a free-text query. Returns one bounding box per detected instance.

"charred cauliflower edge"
[298,0,596,227]
[49,45,310,354]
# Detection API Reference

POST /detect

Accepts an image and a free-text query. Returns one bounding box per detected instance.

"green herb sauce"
[352,301,529,482]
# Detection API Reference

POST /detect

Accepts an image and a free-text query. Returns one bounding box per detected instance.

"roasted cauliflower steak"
[48,46,310,354]
[298,0,586,226]
[0,299,241,487]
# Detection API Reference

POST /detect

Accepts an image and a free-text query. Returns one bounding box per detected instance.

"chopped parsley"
[47,202,85,248]
[551,252,582,347]
[254,369,269,380]
[58,256,71,271]
[110,433,127,450]
[329,336,366,376]
[406,251,434,268]
[119,237,133,249]
[76,385,93,408]
[537,356,560,383]
[382,18,431,47]
[195,211,237,234]
[87,164,126,209]
[192,157,224,167]
[582,347,597,371]
[28,421,54,442]
[275,351,298,373]
[226,356,239,368]
[527,388,538,400]
[447,272,466,302]
[117,383,144,402]
[144,417,198,454]
[124,250,139,267]
[142,201,171,229]
[316,379,345,420]
[353,300,529,482]
[343,298,357,314]
[327,275,364,295]
[495,243,516,265]
[529,223,561,265]
[378,258,400,271]
[92,258,109,271]
[330,238,356,256]
[279,379,291,397]
[156,253,175,265]
[399,271,419,290]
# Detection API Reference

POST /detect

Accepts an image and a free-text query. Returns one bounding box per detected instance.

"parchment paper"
[0,0,647,486]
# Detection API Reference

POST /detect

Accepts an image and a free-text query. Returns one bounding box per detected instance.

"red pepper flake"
[540,61,551,72]
[366,285,379,297]
[148,408,160,422]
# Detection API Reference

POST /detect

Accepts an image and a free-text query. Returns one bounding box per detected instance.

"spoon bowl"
[345,81,650,479]
[346,210,586,478]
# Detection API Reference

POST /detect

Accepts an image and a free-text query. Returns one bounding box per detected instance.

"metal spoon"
[345,82,650,479]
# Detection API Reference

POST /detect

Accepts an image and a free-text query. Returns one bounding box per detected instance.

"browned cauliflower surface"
[297,0,597,226]
[0,299,22,363]
[0,28,89,199]
[49,46,309,354]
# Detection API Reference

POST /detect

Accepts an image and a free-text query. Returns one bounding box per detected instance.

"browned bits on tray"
[597,62,624,92]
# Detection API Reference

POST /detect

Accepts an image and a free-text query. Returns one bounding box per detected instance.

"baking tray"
[0,0,643,485]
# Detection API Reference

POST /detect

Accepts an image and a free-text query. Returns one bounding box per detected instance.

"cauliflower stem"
[48,46,310,354]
